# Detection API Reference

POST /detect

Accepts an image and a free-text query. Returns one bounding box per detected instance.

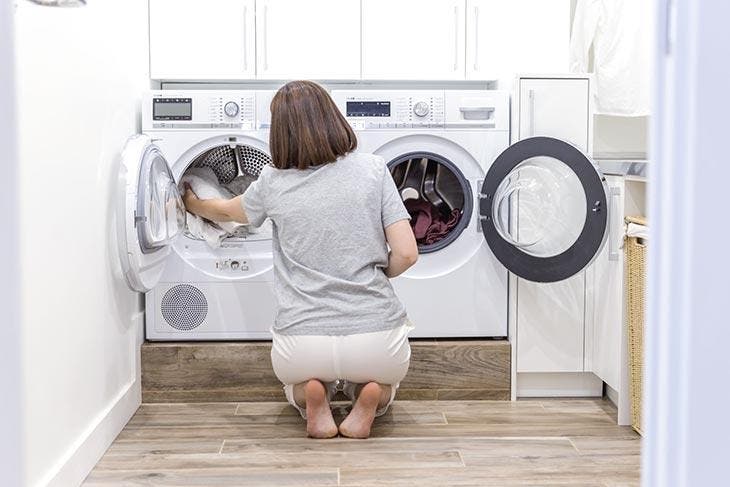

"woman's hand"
[180,182,249,224]
[182,183,199,213]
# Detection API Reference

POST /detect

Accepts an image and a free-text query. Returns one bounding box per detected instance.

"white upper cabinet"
[466,0,570,81]
[362,0,466,80]
[518,77,590,150]
[256,0,361,80]
[149,0,256,80]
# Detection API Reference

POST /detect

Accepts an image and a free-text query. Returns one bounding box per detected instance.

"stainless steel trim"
[459,106,494,113]
[473,6,480,71]
[453,5,459,71]
[608,186,621,261]
[596,160,649,179]
[263,4,269,71]
[528,89,536,136]
[25,0,85,6]
[243,5,248,71]
[152,123,254,129]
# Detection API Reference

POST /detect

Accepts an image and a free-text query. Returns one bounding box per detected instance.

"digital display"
[153,98,192,120]
[347,101,390,117]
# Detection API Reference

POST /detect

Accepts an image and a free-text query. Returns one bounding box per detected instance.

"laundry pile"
[179,166,257,248]
[405,199,461,246]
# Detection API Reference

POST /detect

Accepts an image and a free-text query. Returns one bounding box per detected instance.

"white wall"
[1,2,23,486]
[594,115,649,159]
[14,1,149,485]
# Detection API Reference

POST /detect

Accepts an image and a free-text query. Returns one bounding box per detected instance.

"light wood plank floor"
[85,399,640,486]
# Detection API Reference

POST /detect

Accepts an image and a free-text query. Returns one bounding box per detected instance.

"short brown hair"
[269,80,357,169]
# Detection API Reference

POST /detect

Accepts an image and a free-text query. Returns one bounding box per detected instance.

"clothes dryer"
[118,90,277,340]
[332,90,609,338]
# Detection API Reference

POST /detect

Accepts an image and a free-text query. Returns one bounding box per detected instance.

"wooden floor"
[85,398,640,486]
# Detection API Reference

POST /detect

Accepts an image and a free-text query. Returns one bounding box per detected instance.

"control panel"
[143,90,260,130]
[332,90,445,129]
[331,90,509,130]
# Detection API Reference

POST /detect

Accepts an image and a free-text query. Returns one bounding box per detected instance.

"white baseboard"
[37,379,141,487]
[516,372,603,397]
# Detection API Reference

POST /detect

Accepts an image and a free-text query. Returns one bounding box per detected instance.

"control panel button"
[224,101,239,118]
[413,101,430,117]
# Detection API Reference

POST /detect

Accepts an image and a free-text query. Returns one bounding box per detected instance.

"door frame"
[645,1,730,485]
[0,3,23,484]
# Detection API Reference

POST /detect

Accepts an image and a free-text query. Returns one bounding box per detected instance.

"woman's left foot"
[305,379,338,439]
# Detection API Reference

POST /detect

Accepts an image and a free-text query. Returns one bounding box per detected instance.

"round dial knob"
[413,101,430,118]
[224,101,239,118]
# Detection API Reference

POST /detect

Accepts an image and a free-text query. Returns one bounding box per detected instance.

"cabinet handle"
[473,6,479,72]
[528,89,536,136]
[243,5,248,71]
[608,186,621,261]
[453,5,459,71]
[263,4,269,71]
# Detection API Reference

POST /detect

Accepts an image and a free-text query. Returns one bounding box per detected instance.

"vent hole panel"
[160,284,208,331]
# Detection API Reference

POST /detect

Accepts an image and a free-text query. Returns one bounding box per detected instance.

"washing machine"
[118,90,277,340]
[332,89,609,338]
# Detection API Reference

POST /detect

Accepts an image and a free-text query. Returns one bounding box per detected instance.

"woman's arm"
[384,220,418,278]
[182,184,249,224]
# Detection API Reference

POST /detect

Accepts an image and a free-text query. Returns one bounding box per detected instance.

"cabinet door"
[362,0,466,80]
[515,78,592,373]
[466,0,570,81]
[589,175,625,389]
[518,78,590,150]
[257,0,360,80]
[149,0,255,80]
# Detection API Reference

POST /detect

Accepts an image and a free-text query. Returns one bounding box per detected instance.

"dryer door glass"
[138,150,185,252]
[119,135,184,293]
[480,137,608,283]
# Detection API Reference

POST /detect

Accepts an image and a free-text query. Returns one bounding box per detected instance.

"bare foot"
[339,382,382,439]
[305,379,338,439]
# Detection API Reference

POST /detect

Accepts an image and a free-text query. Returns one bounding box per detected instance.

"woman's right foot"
[339,382,382,439]
[305,379,338,439]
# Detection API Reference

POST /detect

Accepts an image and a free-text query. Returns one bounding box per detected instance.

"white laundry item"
[569,0,652,116]
[179,166,246,248]
[626,222,648,240]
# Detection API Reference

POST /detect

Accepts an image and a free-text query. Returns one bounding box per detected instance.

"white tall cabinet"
[361,0,466,80]
[466,0,571,81]
[256,0,360,79]
[149,0,256,80]
[513,77,601,394]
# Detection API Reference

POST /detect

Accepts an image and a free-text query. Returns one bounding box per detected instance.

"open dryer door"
[480,137,608,283]
[118,135,185,292]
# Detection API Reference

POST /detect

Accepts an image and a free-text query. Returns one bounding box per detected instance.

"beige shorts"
[270,321,414,419]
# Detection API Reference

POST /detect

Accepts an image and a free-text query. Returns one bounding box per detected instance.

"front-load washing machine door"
[480,136,608,283]
[118,134,185,292]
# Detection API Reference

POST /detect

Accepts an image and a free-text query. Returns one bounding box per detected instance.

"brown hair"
[269,80,357,169]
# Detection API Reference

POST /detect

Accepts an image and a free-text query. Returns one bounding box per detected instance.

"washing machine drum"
[191,144,271,184]
[388,152,473,254]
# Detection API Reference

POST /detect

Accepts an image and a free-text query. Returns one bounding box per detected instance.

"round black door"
[480,137,608,283]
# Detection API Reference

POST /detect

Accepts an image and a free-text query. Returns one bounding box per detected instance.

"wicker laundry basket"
[625,216,647,435]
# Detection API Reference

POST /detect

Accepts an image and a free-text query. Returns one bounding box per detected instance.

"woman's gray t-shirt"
[242,152,410,336]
